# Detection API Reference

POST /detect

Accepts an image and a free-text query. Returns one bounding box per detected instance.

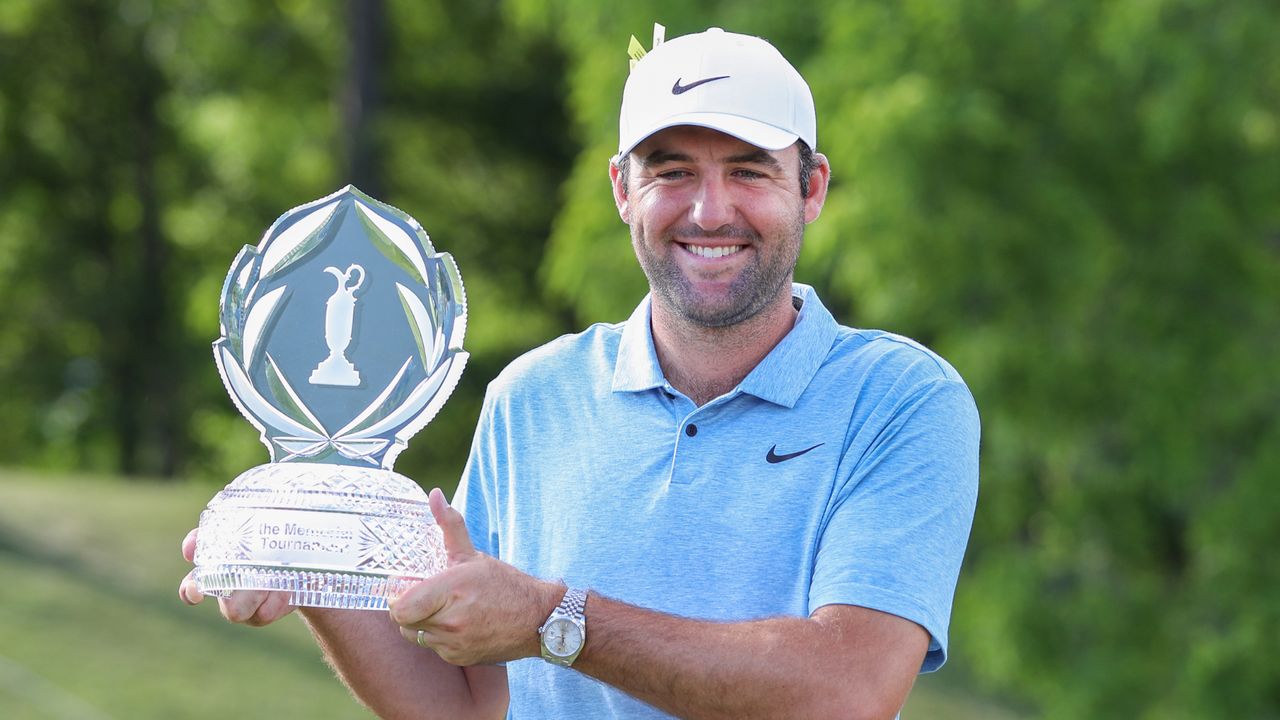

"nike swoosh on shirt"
[671,75,730,95]
[765,443,824,464]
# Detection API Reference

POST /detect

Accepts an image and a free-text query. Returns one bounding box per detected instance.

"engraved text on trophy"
[311,264,366,386]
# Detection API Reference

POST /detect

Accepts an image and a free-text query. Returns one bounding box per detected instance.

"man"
[181,27,979,720]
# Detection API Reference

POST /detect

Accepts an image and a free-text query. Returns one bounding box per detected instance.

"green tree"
[3,1,1277,715]
[0,0,575,489]
[0,0,199,474]
[515,1,1280,716]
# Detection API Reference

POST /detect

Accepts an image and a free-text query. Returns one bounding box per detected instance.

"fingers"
[394,625,452,657]
[181,528,198,563]
[218,590,295,626]
[179,573,294,626]
[247,591,296,626]
[178,570,204,606]
[395,625,454,661]
[428,488,475,564]
[388,576,450,628]
[218,590,274,624]
[179,525,294,626]
[399,624,431,646]
[179,528,202,604]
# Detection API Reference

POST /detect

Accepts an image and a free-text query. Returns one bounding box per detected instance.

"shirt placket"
[667,390,737,486]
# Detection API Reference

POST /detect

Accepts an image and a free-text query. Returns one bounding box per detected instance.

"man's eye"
[733,169,765,179]
[657,170,691,179]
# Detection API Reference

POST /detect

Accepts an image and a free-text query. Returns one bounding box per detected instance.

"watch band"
[539,586,589,667]
[557,587,588,619]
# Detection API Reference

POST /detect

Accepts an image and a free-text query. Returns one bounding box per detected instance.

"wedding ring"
[416,629,428,648]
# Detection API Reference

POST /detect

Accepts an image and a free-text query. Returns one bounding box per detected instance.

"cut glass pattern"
[193,187,465,610]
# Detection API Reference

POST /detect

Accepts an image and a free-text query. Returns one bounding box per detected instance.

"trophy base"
[193,463,447,611]
[196,565,421,610]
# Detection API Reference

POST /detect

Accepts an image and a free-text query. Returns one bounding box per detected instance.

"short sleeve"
[809,378,980,673]
[452,387,505,558]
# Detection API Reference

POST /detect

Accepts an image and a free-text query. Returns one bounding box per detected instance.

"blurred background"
[1,0,1277,718]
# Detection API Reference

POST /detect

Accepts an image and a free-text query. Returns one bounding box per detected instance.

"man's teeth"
[686,244,743,259]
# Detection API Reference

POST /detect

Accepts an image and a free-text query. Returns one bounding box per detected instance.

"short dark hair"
[616,140,817,198]
[796,141,816,199]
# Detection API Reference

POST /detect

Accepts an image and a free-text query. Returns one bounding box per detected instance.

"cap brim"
[618,112,801,157]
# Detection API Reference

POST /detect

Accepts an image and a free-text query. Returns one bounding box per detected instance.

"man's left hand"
[389,489,563,666]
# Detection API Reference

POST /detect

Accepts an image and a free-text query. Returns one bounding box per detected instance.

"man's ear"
[803,153,831,224]
[609,159,630,223]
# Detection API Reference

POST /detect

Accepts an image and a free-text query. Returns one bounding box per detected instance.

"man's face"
[611,125,827,329]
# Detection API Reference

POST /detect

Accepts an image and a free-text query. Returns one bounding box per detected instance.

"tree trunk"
[342,0,384,195]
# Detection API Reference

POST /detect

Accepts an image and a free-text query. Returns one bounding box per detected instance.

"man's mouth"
[682,243,744,259]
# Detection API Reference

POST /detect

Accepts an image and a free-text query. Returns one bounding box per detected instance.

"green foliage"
[2,1,1277,717]
[0,0,575,487]
[526,1,1280,717]
[0,0,344,476]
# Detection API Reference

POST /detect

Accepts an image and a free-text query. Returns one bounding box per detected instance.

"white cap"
[617,27,816,158]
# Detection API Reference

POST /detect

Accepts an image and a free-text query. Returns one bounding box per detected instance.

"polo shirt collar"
[611,284,840,407]
[738,284,839,407]
[612,294,666,392]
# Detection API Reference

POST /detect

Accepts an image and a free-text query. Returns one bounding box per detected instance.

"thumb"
[428,488,475,564]
[181,528,199,563]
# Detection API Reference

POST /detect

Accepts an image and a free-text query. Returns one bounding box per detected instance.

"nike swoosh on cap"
[671,75,730,95]
[765,443,824,464]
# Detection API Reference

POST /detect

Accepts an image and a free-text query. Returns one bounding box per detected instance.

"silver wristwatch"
[539,587,588,667]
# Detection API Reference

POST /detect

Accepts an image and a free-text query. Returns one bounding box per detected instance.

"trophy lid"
[214,186,468,470]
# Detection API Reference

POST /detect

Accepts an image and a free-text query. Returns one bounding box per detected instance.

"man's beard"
[633,216,804,329]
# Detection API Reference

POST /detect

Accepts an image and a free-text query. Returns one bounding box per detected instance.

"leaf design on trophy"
[436,253,468,353]
[355,200,429,286]
[396,283,436,370]
[221,247,260,359]
[345,364,448,444]
[198,186,472,612]
[217,345,323,442]
[330,439,388,463]
[336,357,414,439]
[384,352,469,468]
[260,199,343,279]
[357,353,467,469]
[209,186,470,470]
[273,437,330,459]
[241,286,288,370]
[265,354,328,436]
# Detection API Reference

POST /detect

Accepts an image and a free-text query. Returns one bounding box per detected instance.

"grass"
[0,469,1022,719]
[0,470,370,719]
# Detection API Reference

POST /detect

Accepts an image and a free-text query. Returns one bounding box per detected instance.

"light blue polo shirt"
[454,284,980,719]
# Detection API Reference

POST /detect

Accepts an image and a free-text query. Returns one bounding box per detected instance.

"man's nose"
[689,176,736,231]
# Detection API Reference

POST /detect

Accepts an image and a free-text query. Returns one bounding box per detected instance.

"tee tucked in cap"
[617,27,817,158]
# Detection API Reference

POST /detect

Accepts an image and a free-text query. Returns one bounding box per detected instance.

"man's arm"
[300,607,508,720]
[178,529,508,720]
[394,492,927,720]
[574,595,926,720]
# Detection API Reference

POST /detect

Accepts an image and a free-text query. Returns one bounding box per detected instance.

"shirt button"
[685,424,698,437]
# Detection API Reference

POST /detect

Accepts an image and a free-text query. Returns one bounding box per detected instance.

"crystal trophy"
[193,185,467,610]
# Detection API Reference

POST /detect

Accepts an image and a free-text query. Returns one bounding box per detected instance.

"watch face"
[544,617,583,657]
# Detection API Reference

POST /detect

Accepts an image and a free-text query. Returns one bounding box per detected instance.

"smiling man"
[181,27,979,720]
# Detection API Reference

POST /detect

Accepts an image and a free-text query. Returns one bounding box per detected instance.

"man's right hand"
[178,528,296,626]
